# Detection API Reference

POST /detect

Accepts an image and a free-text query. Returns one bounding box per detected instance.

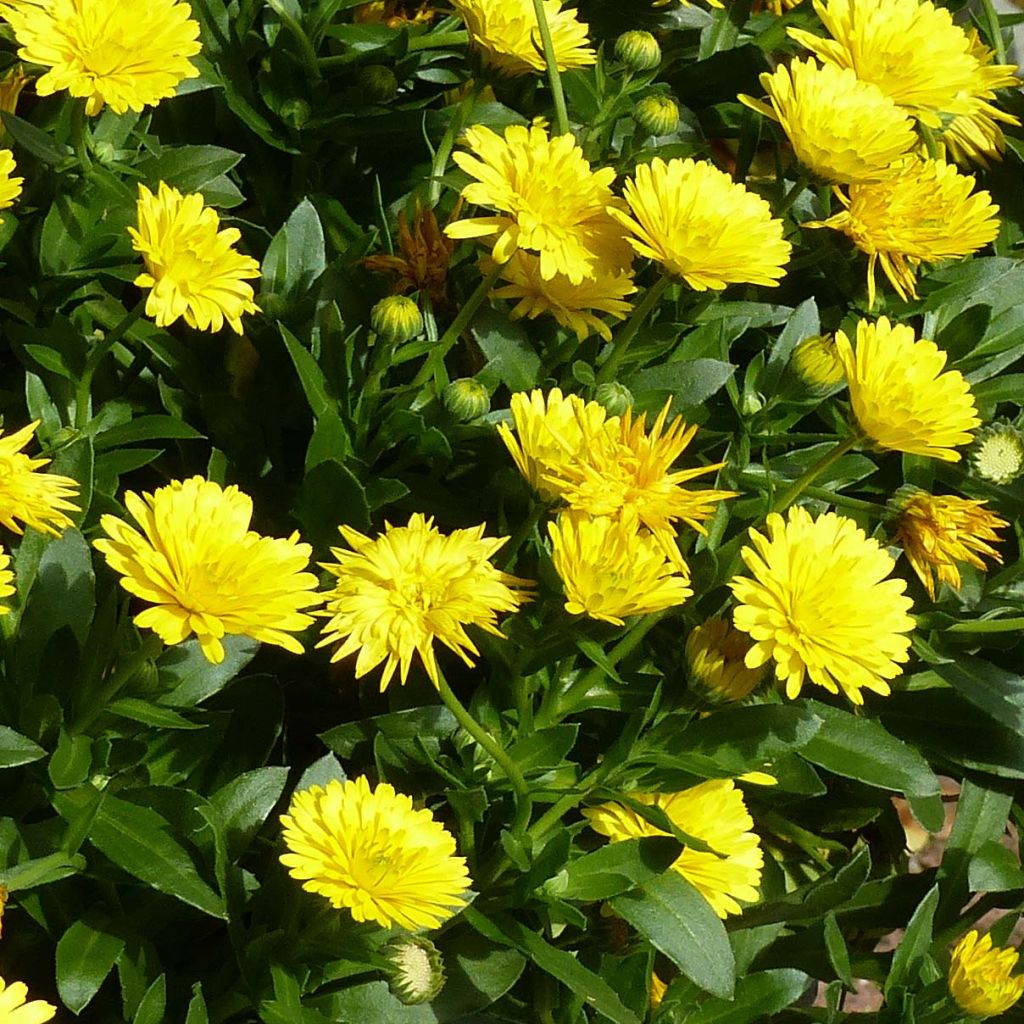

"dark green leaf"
[262,198,326,300]
[0,725,45,768]
[48,730,93,789]
[95,415,204,449]
[56,917,126,1013]
[210,766,289,859]
[626,358,736,408]
[885,885,938,997]
[678,969,810,1024]
[561,836,682,901]
[105,698,203,730]
[823,912,853,988]
[969,842,1024,893]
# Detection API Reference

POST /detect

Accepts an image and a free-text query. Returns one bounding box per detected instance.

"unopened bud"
[790,333,844,392]
[358,64,398,103]
[383,936,445,1005]
[594,381,633,417]
[634,94,679,137]
[614,30,661,72]
[370,295,423,344]
[280,98,311,129]
[970,421,1024,486]
[443,377,490,421]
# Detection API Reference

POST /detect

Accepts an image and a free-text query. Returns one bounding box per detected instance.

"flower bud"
[614,30,661,72]
[370,295,423,343]
[593,381,633,417]
[383,936,446,1005]
[358,64,398,103]
[685,617,765,703]
[790,333,844,392]
[443,377,490,421]
[634,95,679,137]
[970,421,1024,486]
[280,98,311,129]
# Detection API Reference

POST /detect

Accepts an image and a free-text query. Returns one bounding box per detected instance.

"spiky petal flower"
[730,506,915,705]
[129,182,261,334]
[94,477,321,664]
[835,317,979,461]
[949,931,1024,1019]
[685,617,764,702]
[0,421,79,536]
[893,489,1006,600]
[584,780,763,919]
[0,66,28,116]
[0,0,201,116]
[0,975,56,1023]
[280,777,471,931]
[445,124,631,284]
[611,157,791,290]
[317,514,532,690]
[805,158,1000,307]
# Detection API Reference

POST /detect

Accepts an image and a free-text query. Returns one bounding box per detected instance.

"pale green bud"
[614,30,661,72]
[594,381,633,417]
[443,378,490,421]
[634,95,679,137]
[370,295,423,343]
[383,936,445,1005]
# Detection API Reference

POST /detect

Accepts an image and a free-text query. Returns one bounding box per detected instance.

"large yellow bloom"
[740,58,916,184]
[0,421,79,536]
[317,513,531,690]
[94,477,321,664]
[807,157,1000,306]
[835,317,979,461]
[611,157,791,290]
[949,931,1024,1019]
[685,617,764,702]
[446,124,631,284]
[129,182,261,334]
[0,975,56,1023]
[280,777,471,931]
[0,0,201,116]
[730,506,915,705]
[583,780,763,919]
[450,0,595,76]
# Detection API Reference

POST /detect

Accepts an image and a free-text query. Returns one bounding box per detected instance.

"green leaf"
[280,323,333,417]
[292,459,370,549]
[48,730,93,789]
[885,884,939,998]
[1,851,85,891]
[969,842,1024,893]
[105,698,203,730]
[931,656,1024,732]
[95,415,205,449]
[763,297,819,394]
[1,111,71,164]
[137,145,243,193]
[210,766,289,859]
[185,985,210,1024]
[0,725,45,768]
[561,836,682,901]
[295,752,347,791]
[56,917,126,1013]
[677,969,810,1024]
[158,636,258,706]
[474,307,541,392]
[626,358,736,408]
[823,912,854,988]
[262,198,326,300]
[133,974,167,1024]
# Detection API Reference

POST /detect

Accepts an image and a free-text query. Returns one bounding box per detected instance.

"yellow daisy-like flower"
[835,317,980,461]
[0,975,56,1024]
[740,59,916,185]
[611,157,791,290]
[0,421,80,537]
[492,251,636,342]
[548,513,692,626]
[280,776,471,931]
[730,506,915,705]
[94,477,321,664]
[806,157,1000,307]
[790,333,845,391]
[449,0,595,76]
[129,182,261,334]
[0,0,201,116]
[446,124,631,284]
[0,545,15,615]
[949,930,1024,1019]
[584,780,763,919]
[893,489,1006,601]
[0,149,23,223]
[317,513,532,690]
[685,617,764,702]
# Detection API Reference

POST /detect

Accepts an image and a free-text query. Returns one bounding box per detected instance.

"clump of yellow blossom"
[685,617,764,702]
[0,974,56,1023]
[949,930,1024,1018]
[0,421,79,536]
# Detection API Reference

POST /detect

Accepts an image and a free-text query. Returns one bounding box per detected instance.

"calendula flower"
[0,149,23,222]
[0,546,14,615]
[949,930,1024,1019]
[446,124,631,284]
[790,333,845,391]
[0,0,201,116]
[94,477,321,664]
[0,975,56,1023]
[611,157,791,290]
[492,251,635,342]
[730,506,915,705]
[0,421,79,536]
[450,0,594,76]
[835,317,980,461]
[685,617,764,702]
[740,59,916,184]
[548,513,692,625]
[970,422,1024,485]
[280,777,471,931]
[317,513,531,690]
[584,780,763,918]
[893,489,1006,600]
[129,182,261,334]
[806,157,1000,306]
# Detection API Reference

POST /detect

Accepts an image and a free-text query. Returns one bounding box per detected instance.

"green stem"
[72,634,164,734]
[530,0,569,136]
[498,500,548,570]
[595,274,672,385]
[775,174,810,218]
[265,0,322,81]
[919,122,943,161]
[979,0,1009,66]
[769,431,862,513]
[70,100,91,170]
[408,30,469,52]
[75,299,146,430]
[428,78,482,206]
[947,616,1024,634]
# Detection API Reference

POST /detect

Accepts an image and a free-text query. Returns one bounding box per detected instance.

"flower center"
[83,38,135,78]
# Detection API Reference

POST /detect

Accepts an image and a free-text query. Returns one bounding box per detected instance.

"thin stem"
[408,30,469,52]
[498,500,548,570]
[769,431,862,513]
[530,0,569,136]
[979,0,1009,66]
[428,78,482,206]
[265,0,322,81]
[75,299,146,430]
[70,100,91,170]
[72,634,164,734]
[775,174,810,219]
[947,616,1024,634]
[919,122,943,161]
[595,274,671,385]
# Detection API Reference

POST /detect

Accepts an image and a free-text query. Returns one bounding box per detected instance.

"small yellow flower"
[611,157,791,290]
[685,617,764,702]
[790,333,845,391]
[949,930,1024,1019]
[584,780,763,919]
[0,149,23,223]
[0,0,201,116]
[893,489,1006,600]
[650,971,668,1008]
[0,974,56,1023]
[317,513,532,690]
[730,506,915,704]
[280,776,471,931]
[129,182,261,334]
[94,477,321,664]
[0,421,79,536]
[835,317,980,461]
[0,545,15,615]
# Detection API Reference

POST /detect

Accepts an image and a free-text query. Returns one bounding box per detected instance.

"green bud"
[443,378,490,421]
[280,98,311,129]
[594,381,633,417]
[358,64,399,103]
[741,391,764,416]
[383,936,446,1006]
[969,421,1024,485]
[370,295,423,344]
[92,139,118,164]
[614,30,661,72]
[634,94,680,137]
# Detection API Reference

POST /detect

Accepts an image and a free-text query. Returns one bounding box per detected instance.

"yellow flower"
[806,157,1000,307]
[0,975,56,1023]
[94,477,321,664]
[280,776,471,931]
[0,149,23,222]
[0,66,28,115]
[317,513,532,690]
[446,124,631,284]
[790,333,845,391]
[893,489,1006,600]
[835,317,980,461]
[0,545,14,615]
[650,972,668,1008]
[584,780,763,919]
[611,157,791,290]
[685,617,764,702]
[730,506,915,705]
[740,58,916,184]
[492,251,635,342]
[129,182,261,334]
[450,0,595,76]
[949,930,1024,1019]
[548,513,692,625]
[0,0,201,116]
[0,421,79,536]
